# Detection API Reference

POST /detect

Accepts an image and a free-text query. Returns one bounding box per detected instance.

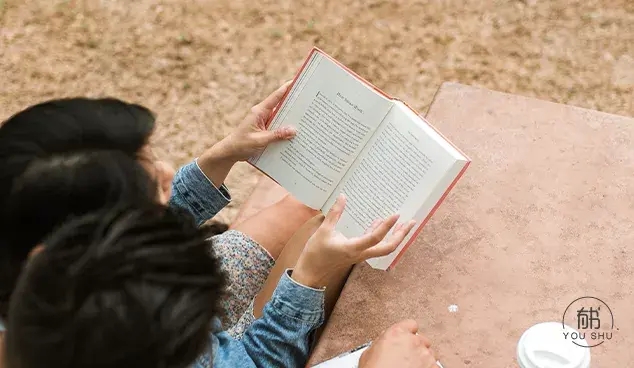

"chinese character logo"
[576,306,601,330]
[562,296,617,348]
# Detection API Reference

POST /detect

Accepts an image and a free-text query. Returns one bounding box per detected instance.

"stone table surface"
[308,82,634,367]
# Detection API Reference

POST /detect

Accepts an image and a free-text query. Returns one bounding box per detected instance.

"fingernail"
[394,223,404,231]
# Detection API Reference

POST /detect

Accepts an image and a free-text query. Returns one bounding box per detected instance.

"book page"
[322,102,468,268]
[250,50,393,209]
[312,346,369,368]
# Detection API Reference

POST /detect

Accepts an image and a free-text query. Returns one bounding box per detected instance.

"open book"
[250,48,470,270]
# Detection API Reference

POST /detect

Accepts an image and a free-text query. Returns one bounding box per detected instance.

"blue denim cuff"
[270,269,325,325]
[169,161,231,226]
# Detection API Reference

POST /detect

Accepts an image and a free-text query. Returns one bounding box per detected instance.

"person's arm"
[210,270,324,368]
[207,196,416,368]
[169,160,232,226]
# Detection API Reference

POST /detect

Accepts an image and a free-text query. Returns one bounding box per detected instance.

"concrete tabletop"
[308,83,633,367]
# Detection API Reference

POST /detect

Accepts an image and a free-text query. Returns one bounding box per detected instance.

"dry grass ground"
[1,0,633,222]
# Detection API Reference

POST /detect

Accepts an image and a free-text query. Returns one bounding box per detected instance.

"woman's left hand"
[291,194,416,289]
[197,81,296,188]
[220,81,296,161]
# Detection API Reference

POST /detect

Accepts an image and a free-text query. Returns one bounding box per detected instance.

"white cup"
[517,322,591,368]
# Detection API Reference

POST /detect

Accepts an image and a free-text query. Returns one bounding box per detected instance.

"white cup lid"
[517,322,591,368]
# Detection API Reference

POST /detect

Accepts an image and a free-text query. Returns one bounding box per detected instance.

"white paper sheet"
[312,346,369,368]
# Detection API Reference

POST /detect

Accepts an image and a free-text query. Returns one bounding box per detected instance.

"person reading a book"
[0,83,322,339]
[2,200,415,368]
[0,82,417,365]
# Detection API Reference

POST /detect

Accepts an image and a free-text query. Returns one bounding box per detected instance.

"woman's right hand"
[291,194,416,289]
[359,320,438,368]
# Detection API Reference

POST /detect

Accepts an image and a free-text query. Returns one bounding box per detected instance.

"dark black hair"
[0,98,157,318]
[4,205,226,368]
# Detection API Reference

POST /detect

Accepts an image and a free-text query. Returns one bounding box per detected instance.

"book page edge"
[249,47,319,166]
[368,159,471,271]
[394,99,472,162]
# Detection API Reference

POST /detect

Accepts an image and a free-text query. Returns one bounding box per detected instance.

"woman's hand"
[219,81,296,162]
[198,81,296,187]
[359,320,438,368]
[291,194,416,289]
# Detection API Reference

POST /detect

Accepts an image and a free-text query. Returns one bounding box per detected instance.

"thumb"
[322,194,346,230]
[257,126,296,145]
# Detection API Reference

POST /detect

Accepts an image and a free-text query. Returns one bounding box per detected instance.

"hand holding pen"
[358,320,444,368]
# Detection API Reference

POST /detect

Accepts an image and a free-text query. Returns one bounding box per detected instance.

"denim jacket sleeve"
[201,270,325,368]
[169,160,231,226]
